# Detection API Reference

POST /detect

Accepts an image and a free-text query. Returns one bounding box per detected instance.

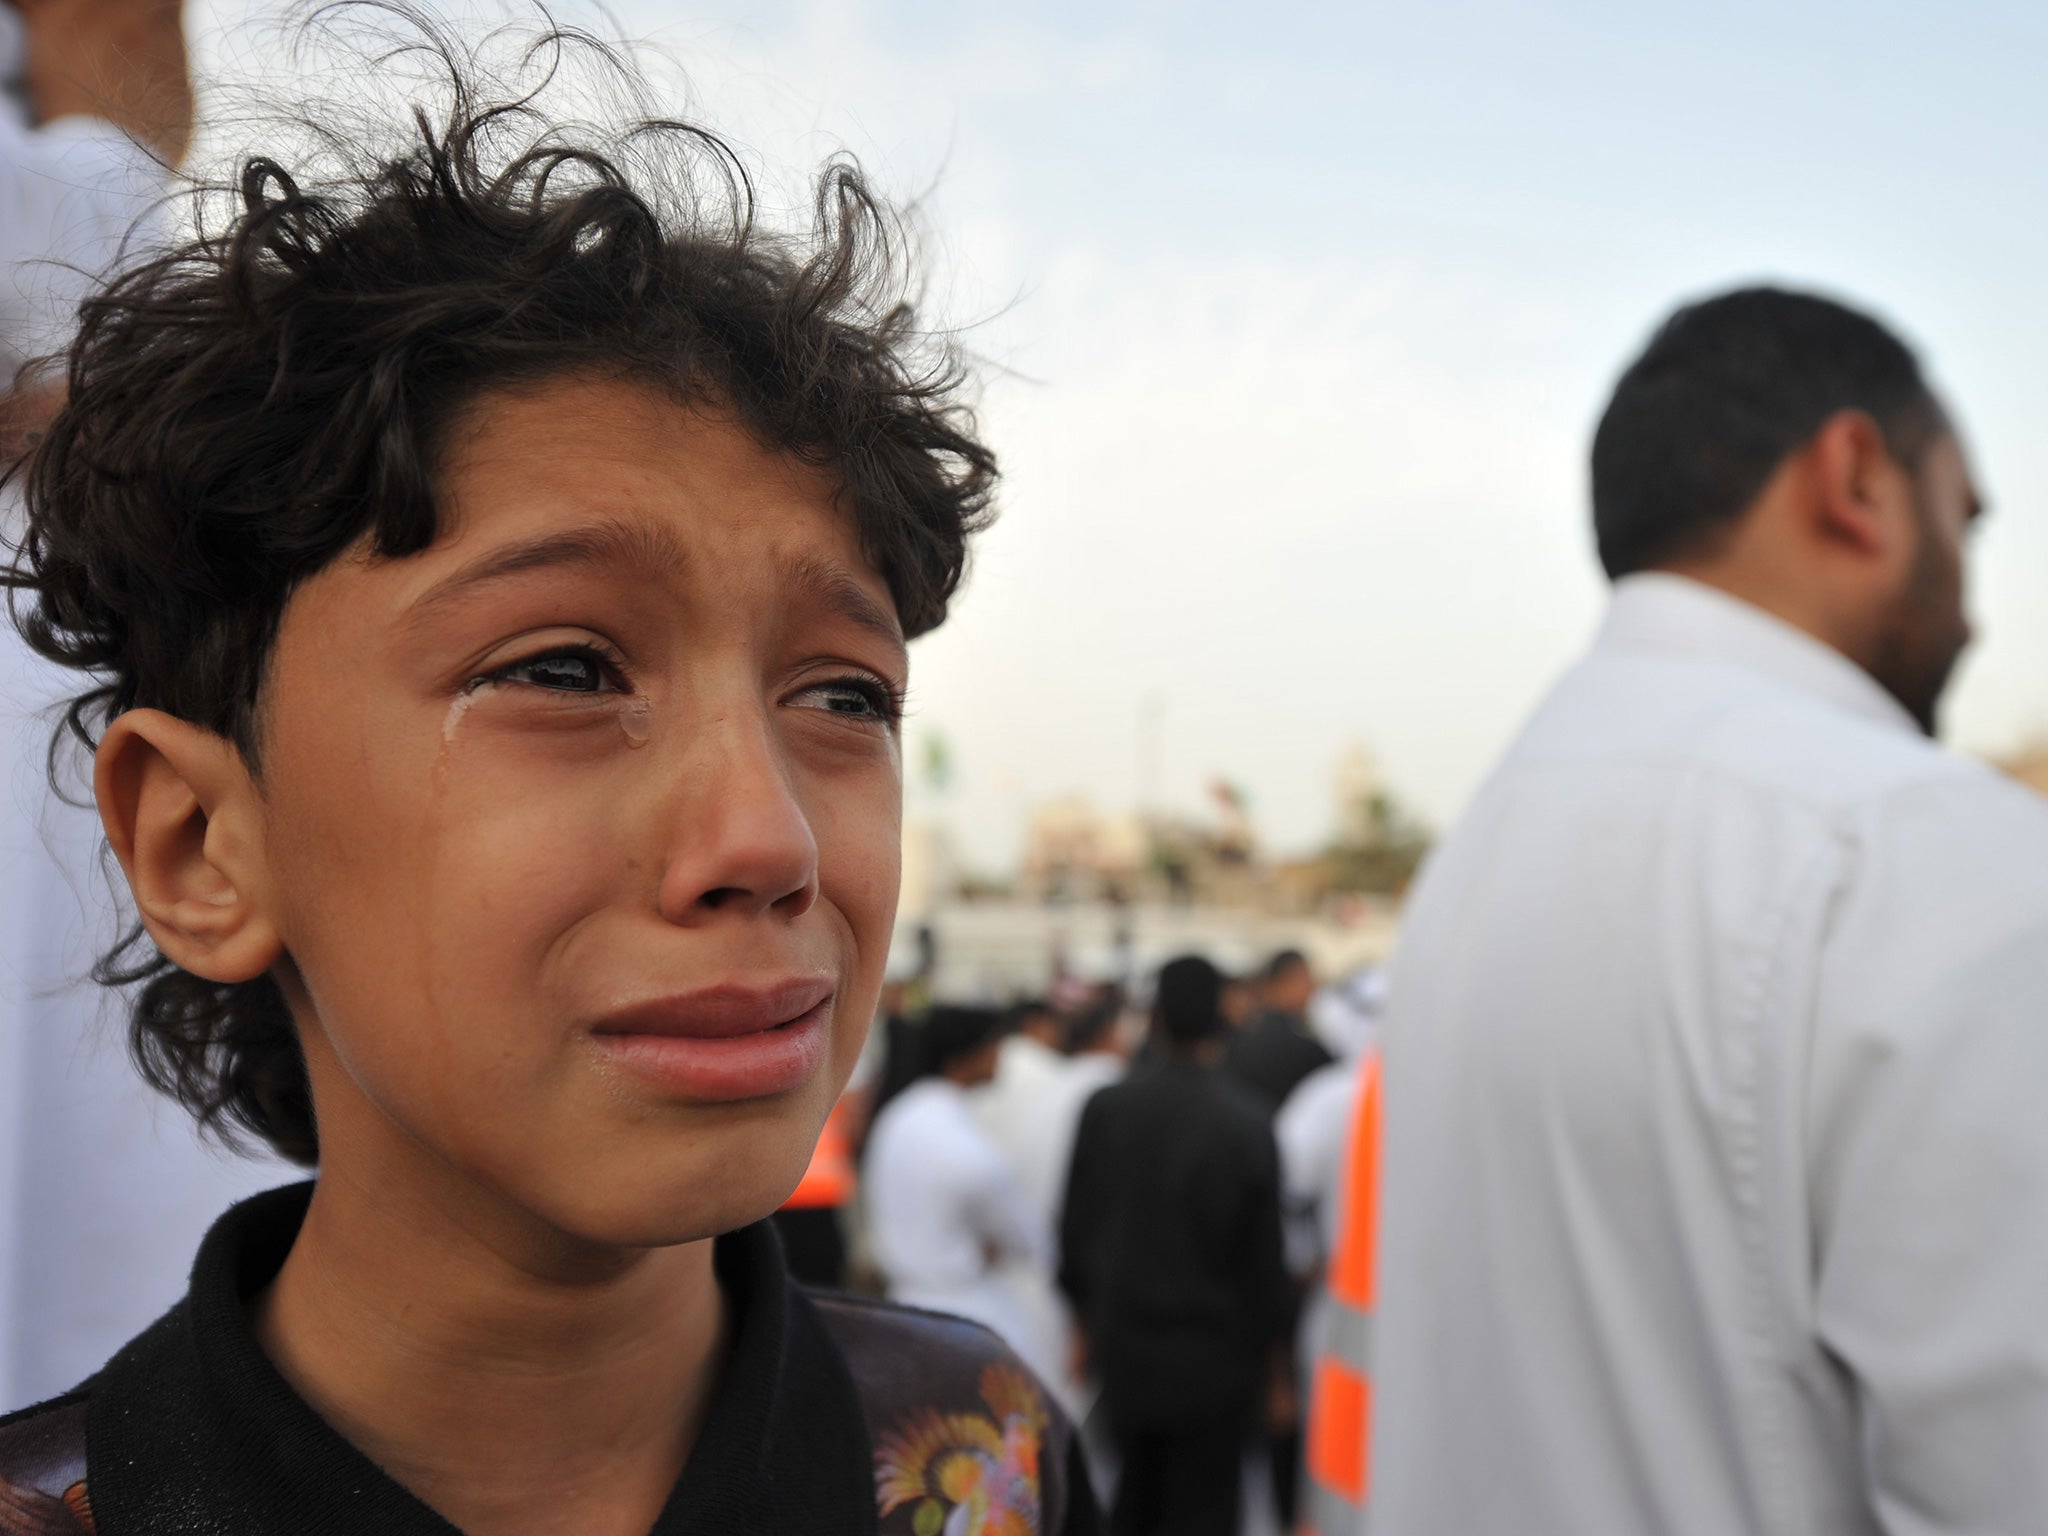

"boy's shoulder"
[0,1392,95,1533]
[800,1288,1095,1536]
[805,1284,1033,1395]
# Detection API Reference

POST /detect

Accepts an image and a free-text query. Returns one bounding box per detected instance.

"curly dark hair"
[2,11,996,1165]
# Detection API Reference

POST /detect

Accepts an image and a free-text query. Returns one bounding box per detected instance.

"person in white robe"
[1369,287,2048,1536]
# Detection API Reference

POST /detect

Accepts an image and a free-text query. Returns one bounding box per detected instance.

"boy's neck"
[252,1162,729,1536]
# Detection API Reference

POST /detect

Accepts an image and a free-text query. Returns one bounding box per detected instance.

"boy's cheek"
[806,765,902,916]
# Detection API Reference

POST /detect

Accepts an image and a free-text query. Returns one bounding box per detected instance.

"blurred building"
[896,895,1397,1005]
[1020,796,1151,902]
[899,744,1426,1003]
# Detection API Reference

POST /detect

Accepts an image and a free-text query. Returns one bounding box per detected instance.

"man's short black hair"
[920,1006,1004,1075]
[1591,285,1945,579]
[1062,991,1122,1055]
[1264,948,1308,982]
[2,12,995,1165]
[1004,998,1055,1031]
[1155,955,1224,1047]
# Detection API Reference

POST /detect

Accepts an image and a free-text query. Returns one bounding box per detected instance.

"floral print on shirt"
[0,1474,93,1536]
[874,1362,1049,1536]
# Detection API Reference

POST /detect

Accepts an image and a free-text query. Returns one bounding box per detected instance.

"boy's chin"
[513,1135,814,1253]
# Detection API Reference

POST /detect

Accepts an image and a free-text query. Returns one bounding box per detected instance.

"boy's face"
[252,374,904,1247]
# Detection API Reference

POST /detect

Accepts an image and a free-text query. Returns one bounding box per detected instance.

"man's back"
[1373,575,2048,1535]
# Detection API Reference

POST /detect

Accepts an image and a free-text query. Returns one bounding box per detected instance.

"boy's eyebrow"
[780,552,907,663]
[403,517,691,623]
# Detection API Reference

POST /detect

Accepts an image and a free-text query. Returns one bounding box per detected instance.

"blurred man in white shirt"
[865,1006,1054,1382]
[972,997,1125,1411]
[973,1001,1081,1226]
[1370,287,2048,1536]
[2,0,287,1413]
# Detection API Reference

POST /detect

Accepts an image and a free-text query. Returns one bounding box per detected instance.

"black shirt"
[0,1183,1097,1535]
[1221,1009,1334,1118]
[1058,1058,1289,1433]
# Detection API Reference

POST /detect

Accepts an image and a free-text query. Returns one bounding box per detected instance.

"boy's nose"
[654,713,820,924]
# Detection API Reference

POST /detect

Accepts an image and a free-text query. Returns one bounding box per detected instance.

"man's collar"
[1598,573,1921,737]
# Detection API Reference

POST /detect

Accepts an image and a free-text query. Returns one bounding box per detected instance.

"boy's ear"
[95,709,283,984]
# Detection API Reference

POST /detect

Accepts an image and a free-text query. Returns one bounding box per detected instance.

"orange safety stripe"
[783,1100,856,1210]
[1327,1051,1382,1309]
[1306,1359,1372,1504]
[1300,1047,1385,1532]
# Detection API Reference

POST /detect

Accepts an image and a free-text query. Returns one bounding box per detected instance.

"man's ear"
[1809,409,1916,563]
[95,709,283,984]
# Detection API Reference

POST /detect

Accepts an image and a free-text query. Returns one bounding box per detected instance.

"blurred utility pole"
[1139,692,1164,817]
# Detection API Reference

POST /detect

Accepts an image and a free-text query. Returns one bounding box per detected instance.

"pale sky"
[199,1,2048,871]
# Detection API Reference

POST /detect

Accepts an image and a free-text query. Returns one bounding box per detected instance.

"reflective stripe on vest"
[1299,1047,1382,1536]
[783,1100,856,1210]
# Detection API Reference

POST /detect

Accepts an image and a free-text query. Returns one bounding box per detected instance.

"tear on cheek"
[442,688,480,744]
[619,697,654,747]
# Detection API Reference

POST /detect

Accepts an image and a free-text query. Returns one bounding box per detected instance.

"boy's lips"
[589,977,835,1101]
[592,977,836,1039]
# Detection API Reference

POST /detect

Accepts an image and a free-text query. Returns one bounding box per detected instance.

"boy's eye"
[794,677,902,725]
[492,652,610,693]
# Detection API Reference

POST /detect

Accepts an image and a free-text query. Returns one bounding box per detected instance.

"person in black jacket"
[1060,955,1290,1536]
[0,12,1097,1534]
[1223,949,1334,1119]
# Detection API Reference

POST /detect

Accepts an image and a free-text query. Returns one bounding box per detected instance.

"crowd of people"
[4,6,2048,1536]
[775,950,1367,1533]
